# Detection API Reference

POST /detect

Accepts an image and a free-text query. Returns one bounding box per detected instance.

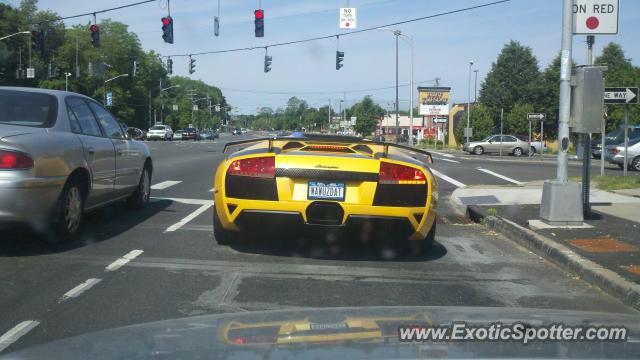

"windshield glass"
[150,125,165,130]
[0,90,57,127]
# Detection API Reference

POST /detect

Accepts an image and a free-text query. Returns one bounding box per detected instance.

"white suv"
[147,124,173,141]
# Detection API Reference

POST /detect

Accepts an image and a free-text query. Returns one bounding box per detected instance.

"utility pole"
[408,35,414,146]
[466,61,474,144]
[148,90,152,128]
[159,79,163,124]
[540,0,583,225]
[394,30,400,143]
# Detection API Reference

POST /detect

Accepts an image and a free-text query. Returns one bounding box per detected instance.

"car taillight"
[611,148,620,154]
[228,156,275,178]
[0,150,34,170]
[379,162,426,184]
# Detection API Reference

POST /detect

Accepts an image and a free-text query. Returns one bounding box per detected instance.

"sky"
[4,0,640,114]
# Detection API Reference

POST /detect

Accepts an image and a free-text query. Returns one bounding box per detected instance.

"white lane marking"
[0,321,40,353]
[435,158,460,163]
[165,203,213,232]
[60,278,102,302]
[150,180,182,190]
[477,168,524,185]
[429,151,455,158]
[430,169,466,188]
[105,250,144,272]
[150,196,213,206]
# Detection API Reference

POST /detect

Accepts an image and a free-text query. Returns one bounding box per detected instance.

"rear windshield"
[151,125,166,130]
[0,90,57,127]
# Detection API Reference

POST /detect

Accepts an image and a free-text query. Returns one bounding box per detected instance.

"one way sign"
[604,87,638,104]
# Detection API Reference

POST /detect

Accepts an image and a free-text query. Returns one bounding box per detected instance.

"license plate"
[307,181,345,201]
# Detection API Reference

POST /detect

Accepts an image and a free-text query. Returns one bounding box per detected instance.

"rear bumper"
[0,176,65,225]
[216,198,436,241]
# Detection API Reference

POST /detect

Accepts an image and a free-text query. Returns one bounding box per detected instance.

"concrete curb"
[467,205,640,312]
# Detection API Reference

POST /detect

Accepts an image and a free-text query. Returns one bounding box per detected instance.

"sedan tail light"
[228,156,275,178]
[0,149,34,170]
[611,148,620,154]
[379,162,426,184]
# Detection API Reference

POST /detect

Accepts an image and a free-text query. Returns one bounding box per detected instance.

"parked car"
[173,130,184,141]
[147,124,173,141]
[212,130,220,139]
[200,130,216,140]
[604,138,640,171]
[183,127,200,141]
[463,135,531,156]
[232,128,242,135]
[0,87,153,242]
[591,126,640,159]
[515,135,545,155]
[126,127,146,140]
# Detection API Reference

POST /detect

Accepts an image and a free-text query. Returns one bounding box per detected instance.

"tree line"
[456,40,640,144]
[0,0,228,130]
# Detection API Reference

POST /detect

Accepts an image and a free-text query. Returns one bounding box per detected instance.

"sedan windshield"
[150,126,165,130]
[0,90,57,127]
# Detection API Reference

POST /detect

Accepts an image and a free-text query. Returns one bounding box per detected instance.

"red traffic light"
[162,17,171,26]
[254,9,264,19]
[90,24,98,33]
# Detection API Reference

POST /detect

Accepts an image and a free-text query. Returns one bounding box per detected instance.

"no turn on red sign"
[572,0,619,35]
[339,8,357,29]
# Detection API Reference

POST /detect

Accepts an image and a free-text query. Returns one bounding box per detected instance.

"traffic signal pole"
[539,0,583,225]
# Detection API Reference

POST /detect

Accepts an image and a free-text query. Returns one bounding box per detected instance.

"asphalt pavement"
[1,134,637,354]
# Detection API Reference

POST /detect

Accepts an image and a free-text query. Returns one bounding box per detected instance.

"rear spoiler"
[223,136,434,164]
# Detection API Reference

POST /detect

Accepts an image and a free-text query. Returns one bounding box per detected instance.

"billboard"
[418,87,451,116]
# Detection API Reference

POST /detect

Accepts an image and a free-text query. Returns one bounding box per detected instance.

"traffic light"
[264,55,272,73]
[30,30,44,54]
[336,51,344,70]
[90,24,100,48]
[254,9,264,37]
[189,57,196,74]
[161,16,174,44]
[167,57,173,74]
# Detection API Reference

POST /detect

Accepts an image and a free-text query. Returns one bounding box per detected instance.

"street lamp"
[377,28,412,144]
[65,72,71,91]
[474,69,479,103]
[466,61,474,144]
[103,73,128,106]
[159,84,180,124]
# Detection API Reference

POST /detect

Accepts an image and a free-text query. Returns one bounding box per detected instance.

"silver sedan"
[0,87,153,242]
[463,135,531,156]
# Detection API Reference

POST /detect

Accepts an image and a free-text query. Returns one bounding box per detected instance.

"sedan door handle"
[87,147,96,155]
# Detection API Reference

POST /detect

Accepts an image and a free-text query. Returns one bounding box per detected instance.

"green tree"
[505,102,535,135]
[595,43,640,130]
[351,96,384,136]
[478,41,540,115]
[530,54,562,138]
[455,104,496,144]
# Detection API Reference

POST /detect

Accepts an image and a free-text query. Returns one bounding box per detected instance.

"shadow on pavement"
[228,231,447,262]
[0,199,172,257]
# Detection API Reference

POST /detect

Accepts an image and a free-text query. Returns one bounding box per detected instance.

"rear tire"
[47,177,85,243]
[512,147,523,157]
[408,222,436,255]
[473,146,484,155]
[213,207,237,245]
[632,157,640,172]
[127,164,151,209]
[530,146,536,155]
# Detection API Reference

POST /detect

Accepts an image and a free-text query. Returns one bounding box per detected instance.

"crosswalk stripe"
[150,180,182,190]
[477,168,524,185]
[430,169,466,188]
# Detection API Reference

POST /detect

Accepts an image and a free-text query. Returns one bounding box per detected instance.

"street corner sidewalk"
[449,182,640,310]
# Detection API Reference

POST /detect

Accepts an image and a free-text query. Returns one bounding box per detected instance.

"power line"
[31,0,158,25]
[166,0,510,58]
[219,78,440,95]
